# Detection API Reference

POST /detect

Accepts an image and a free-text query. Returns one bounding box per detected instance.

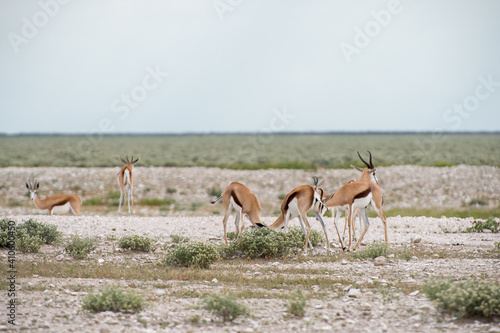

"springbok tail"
[268,213,285,229]
[211,194,223,204]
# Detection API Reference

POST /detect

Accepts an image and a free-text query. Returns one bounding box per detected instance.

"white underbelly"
[352,193,372,209]
[51,202,72,215]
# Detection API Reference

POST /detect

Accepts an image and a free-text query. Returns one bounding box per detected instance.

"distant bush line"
[0,134,498,168]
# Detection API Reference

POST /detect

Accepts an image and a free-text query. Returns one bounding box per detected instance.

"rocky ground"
[1,166,499,332]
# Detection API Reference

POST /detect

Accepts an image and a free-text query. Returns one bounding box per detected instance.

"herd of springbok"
[24,152,387,252]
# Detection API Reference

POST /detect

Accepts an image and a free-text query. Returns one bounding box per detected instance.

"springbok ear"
[350,165,364,172]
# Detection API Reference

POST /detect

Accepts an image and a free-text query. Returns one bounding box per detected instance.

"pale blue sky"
[1,0,499,134]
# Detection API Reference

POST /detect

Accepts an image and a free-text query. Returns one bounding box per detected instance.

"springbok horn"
[312,176,318,186]
[368,151,374,168]
[357,151,371,169]
[133,156,140,164]
[120,157,127,164]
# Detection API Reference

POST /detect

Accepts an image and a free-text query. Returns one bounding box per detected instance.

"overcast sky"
[1,0,499,134]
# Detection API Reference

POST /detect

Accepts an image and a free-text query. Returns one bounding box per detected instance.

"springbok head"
[25,178,40,201]
[120,155,140,167]
[351,151,378,184]
[312,176,328,216]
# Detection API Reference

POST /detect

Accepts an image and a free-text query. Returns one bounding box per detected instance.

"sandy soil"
[1,166,499,332]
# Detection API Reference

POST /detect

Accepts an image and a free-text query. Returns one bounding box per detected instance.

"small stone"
[211,278,218,283]
[413,237,422,243]
[155,289,166,296]
[98,259,105,264]
[340,259,349,265]
[387,253,395,258]
[55,254,64,261]
[100,328,111,333]
[410,290,419,296]
[347,288,361,297]
[374,256,387,266]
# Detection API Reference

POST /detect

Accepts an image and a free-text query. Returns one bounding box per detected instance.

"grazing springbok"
[117,155,140,214]
[211,182,267,246]
[269,177,330,254]
[26,179,82,215]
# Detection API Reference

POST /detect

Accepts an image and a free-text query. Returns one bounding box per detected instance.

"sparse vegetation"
[465,218,499,233]
[287,289,307,317]
[1,134,498,168]
[423,279,500,317]
[352,240,390,260]
[203,293,248,322]
[118,235,156,252]
[65,235,98,259]
[163,241,220,269]
[82,285,144,313]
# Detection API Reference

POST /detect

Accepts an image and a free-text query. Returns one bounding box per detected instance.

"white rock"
[410,290,420,296]
[347,288,361,298]
[211,278,218,283]
[374,256,387,266]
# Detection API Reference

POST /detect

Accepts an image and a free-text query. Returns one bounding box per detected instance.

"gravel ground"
[1,166,500,332]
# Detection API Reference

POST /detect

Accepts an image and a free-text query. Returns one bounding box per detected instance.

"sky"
[1,0,499,134]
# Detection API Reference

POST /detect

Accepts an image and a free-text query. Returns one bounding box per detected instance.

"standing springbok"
[211,182,267,246]
[117,155,140,214]
[26,179,82,215]
[323,179,373,251]
[350,151,388,246]
[269,177,330,254]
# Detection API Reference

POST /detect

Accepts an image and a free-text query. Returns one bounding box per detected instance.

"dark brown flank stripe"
[354,188,371,200]
[230,190,243,207]
[285,192,299,209]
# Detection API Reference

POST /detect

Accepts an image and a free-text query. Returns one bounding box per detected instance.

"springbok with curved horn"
[323,179,373,251]
[26,179,82,215]
[350,151,388,246]
[269,177,331,254]
[117,155,140,214]
[211,182,267,246]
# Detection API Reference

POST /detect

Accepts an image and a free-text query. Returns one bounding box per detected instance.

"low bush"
[287,289,307,317]
[170,234,189,244]
[163,241,220,269]
[423,279,500,317]
[117,235,156,252]
[203,293,248,322]
[0,218,62,252]
[83,285,144,313]
[65,235,98,259]
[465,218,499,233]
[352,240,391,260]
[222,226,323,260]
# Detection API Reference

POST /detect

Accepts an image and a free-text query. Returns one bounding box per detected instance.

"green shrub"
[208,188,222,198]
[353,240,390,260]
[65,235,98,259]
[118,235,156,252]
[287,289,307,317]
[0,219,61,253]
[82,285,144,313]
[140,198,175,206]
[423,280,500,317]
[465,218,499,233]
[163,241,220,269]
[170,234,189,244]
[226,231,238,241]
[222,227,323,260]
[19,219,61,244]
[203,293,248,322]
[400,245,413,261]
[469,198,488,206]
[166,187,177,194]
[15,228,43,252]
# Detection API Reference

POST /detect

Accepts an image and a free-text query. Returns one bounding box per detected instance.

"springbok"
[350,151,388,246]
[323,179,373,251]
[26,179,81,215]
[269,177,330,254]
[117,155,140,214]
[211,182,267,246]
